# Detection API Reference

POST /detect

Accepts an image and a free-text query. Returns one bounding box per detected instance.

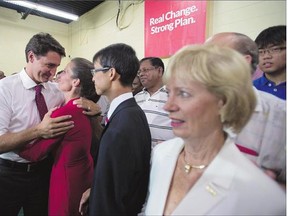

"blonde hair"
[165,44,256,133]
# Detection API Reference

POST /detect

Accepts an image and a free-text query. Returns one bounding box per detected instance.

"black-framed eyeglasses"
[258,46,286,56]
[91,67,111,76]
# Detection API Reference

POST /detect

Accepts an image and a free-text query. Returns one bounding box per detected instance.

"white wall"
[207,1,286,40]
[68,1,144,61]
[0,0,286,75]
[0,7,69,74]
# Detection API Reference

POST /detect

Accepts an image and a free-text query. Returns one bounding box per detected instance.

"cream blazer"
[144,137,286,215]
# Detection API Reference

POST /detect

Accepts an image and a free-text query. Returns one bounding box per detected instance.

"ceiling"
[0,0,105,24]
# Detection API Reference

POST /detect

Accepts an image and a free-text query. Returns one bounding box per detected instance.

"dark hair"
[25,32,66,62]
[92,43,139,86]
[140,57,165,74]
[255,25,286,48]
[71,57,100,103]
[233,33,259,72]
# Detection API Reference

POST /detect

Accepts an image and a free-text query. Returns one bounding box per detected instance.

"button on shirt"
[0,69,65,162]
[253,75,286,100]
[134,86,174,148]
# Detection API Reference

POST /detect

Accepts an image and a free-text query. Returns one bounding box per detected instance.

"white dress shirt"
[234,87,286,182]
[0,69,65,162]
[107,92,133,120]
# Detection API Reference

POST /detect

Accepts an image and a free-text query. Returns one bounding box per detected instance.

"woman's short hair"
[165,44,256,133]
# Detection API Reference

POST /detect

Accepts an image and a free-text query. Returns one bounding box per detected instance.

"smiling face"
[138,59,162,89]
[164,76,224,141]
[57,61,75,92]
[27,50,61,84]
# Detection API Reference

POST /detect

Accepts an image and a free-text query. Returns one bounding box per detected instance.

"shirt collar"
[20,68,48,90]
[253,86,262,112]
[107,92,133,119]
[142,85,167,94]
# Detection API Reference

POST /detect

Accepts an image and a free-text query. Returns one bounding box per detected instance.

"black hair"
[139,57,165,74]
[92,43,139,87]
[25,32,66,62]
[255,25,286,48]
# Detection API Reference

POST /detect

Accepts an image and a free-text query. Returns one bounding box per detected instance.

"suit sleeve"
[90,129,141,215]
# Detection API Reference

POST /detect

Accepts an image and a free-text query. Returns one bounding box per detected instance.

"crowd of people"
[0,25,285,216]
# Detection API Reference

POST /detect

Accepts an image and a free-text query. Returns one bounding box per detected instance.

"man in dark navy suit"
[79,43,151,216]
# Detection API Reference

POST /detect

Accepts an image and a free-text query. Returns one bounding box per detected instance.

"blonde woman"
[143,44,285,215]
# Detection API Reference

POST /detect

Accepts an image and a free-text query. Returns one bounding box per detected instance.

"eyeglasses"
[258,47,286,56]
[91,67,111,76]
[137,67,157,76]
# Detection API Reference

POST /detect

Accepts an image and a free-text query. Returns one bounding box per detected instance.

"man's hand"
[73,97,101,116]
[79,188,91,215]
[36,107,74,139]
[0,108,73,153]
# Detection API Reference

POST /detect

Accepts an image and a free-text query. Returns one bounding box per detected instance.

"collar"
[142,85,167,95]
[259,74,286,86]
[253,86,262,112]
[20,68,48,90]
[107,92,133,119]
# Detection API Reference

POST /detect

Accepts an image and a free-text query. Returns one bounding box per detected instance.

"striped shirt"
[134,86,175,148]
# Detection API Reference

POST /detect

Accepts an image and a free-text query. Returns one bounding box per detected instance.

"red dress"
[20,98,94,216]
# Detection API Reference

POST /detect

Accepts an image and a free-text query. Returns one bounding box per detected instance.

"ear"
[27,51,35,63]
[157,67,164,77]
[243,54,252,65]
[109,68,119,81]
[218,99,225,123]
[217,99,225,111]
[73,78,80,87]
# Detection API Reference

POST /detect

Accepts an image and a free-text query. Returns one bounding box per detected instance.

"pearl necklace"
[183,150,207,174]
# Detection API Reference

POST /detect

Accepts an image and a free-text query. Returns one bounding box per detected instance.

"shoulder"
[257,89,286,112]
[44,81,61,94]
[221,140,285,193]
[253,77,261,85]
[51,99,83,117]
[134,90,148,103]
[152,138,183,158]
[0,73,21,92]
[116,98,146,117]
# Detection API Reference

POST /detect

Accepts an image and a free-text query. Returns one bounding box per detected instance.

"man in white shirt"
[206,32,286,185]
[0,33,74,215]
[135,57,175,148]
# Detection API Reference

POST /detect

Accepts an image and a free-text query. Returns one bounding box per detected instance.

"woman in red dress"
[19,58,100,216]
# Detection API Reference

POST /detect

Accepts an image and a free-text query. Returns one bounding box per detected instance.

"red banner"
[145,1,207,58]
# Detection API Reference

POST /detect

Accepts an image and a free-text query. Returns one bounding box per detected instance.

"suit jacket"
[89,98,151,216]
[20,98,94,216]
[144,137,286,215]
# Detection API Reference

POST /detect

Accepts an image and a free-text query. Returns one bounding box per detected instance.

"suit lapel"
[147,139,185,214]
[101,98,135,136]
[172,138,237,215]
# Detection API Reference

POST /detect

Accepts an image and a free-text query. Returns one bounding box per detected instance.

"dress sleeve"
[18,107,67,162]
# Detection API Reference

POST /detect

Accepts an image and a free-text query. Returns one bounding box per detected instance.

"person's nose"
[164,94,177,112]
